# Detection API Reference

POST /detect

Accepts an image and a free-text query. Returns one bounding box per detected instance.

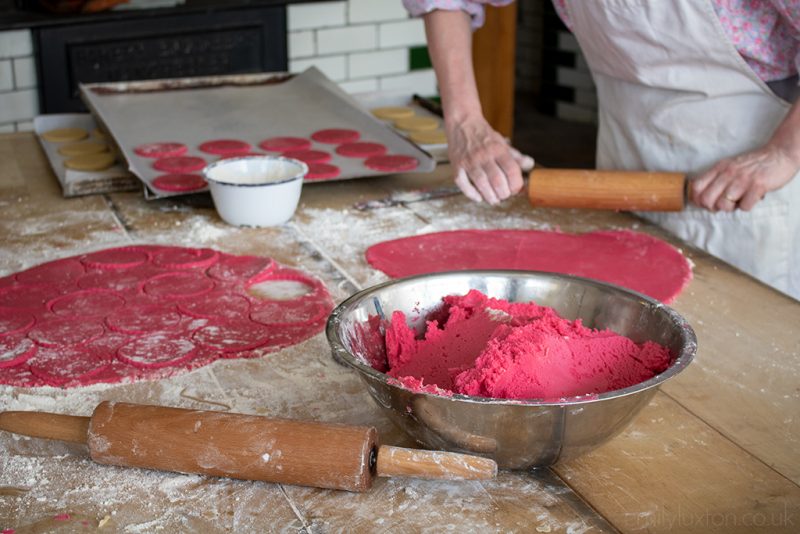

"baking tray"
[33,114,139,197]
[80,68,436,199]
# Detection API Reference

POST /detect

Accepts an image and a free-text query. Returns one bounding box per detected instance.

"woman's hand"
[691,99,800,212]
[422,9,533,204]
[690,143,800,211]
[447,114,533,203]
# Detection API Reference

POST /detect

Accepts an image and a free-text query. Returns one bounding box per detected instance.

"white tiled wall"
[0,29,38,132]
[287,0,436,95]
[0,2,435,132]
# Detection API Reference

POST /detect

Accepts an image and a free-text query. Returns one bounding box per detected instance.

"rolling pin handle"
[0,411,90,444]
[376,445,497,481]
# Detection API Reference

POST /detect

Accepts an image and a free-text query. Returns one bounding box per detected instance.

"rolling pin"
[528,168,687,211]
[0,402,496,492]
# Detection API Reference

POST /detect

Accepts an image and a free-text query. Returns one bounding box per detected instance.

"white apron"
[564,0,800,300]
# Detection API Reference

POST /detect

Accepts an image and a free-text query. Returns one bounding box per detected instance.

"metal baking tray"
[80,68,436,199]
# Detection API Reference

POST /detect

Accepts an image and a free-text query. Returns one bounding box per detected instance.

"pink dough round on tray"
[335,142,387,158]
[283,149,331,164]
[364,154,419,172]
[311,128,360,144]
[152,156,206,173]
[198,139,251,155]
[134,142,187,159]
[305,163,341,180]
[258,136,312,152]
[152,173,208,192]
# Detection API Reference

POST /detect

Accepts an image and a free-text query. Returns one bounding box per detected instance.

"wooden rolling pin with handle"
[0,402,496,492]
[528,168,687,211]
[356,168,687,211]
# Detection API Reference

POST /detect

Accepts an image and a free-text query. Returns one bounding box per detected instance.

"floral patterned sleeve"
[550,0,798,83]
[765,0,800,81]
[402,0,515,29]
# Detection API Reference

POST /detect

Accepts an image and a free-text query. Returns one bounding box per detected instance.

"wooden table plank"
[283,470,616,534]
[556,392,800,534]
[660,263,800,484]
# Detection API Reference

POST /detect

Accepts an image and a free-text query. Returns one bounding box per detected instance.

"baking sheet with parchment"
[80,68,436,199]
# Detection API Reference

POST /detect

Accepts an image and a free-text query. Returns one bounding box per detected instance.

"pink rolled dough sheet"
[0,246,334,388]
[366,229,692,303]
[385,290,672,400]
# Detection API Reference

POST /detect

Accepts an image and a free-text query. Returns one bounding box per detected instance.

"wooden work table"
[1,132,798,533]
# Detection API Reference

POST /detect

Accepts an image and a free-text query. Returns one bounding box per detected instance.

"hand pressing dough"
[58,141,108,157]
[64,152,115,171]
[42,127,89,143]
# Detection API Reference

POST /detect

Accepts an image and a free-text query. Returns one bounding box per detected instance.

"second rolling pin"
[528,168,687,211]
[0,402,497,492]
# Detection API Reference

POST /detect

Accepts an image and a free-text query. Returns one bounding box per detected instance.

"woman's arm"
[691,98,800,211]
[424,9,533,204]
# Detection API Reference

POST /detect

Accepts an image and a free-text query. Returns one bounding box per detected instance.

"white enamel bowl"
[203,156,308,227]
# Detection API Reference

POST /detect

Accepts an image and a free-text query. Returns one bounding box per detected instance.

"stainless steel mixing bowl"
[326,270,696,468]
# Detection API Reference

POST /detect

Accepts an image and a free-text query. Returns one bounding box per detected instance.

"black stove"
[1,0,321,112]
